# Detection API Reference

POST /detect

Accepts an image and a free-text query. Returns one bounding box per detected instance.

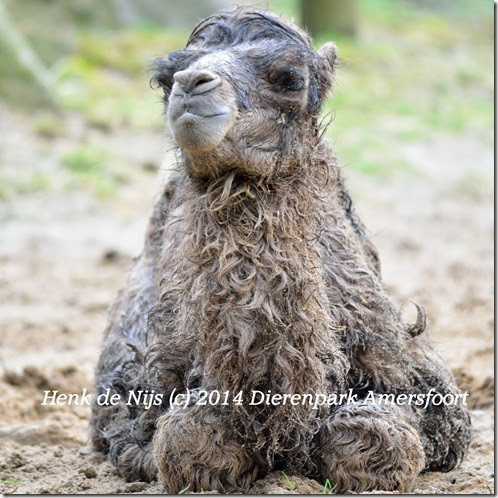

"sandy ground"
[0,104,493,494]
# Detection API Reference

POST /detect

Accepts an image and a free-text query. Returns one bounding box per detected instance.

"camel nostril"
[173,70,221,95]
[194,77,213,87]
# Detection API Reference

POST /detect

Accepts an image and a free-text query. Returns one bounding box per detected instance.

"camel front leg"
[153,390,259,493]
[316,398,425,493]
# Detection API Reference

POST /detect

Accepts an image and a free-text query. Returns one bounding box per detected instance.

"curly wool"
[147,140,349,470]
[91,139,470,492]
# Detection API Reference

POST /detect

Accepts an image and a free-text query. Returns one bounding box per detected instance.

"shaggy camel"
[91,8,471,493]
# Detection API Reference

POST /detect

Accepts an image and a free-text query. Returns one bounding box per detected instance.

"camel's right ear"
[317,42,338,95]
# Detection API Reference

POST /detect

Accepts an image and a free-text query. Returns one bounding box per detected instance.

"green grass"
[323,478,337,494]
[61,146,107,174]
[178,484,190,494]
[60,146,130,199]
[18,172,52,192]
[282,471,296,492]
[34,112,65,138]
[0,172,53,200]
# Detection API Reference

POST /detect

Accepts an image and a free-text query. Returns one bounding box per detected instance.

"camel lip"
[170,107,233,125]
[177,111,230,119]
[170,108,236,153]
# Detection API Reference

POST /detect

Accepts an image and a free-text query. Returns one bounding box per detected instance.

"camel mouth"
[176,110,230,120]
[168,98,233,121]
[168,104,236,152]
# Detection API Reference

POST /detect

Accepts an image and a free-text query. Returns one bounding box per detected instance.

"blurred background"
[0,1,494,493]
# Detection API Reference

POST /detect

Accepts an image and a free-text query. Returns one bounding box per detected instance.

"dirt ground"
[0,103,493,494]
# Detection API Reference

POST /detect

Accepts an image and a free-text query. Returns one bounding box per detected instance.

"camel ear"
[318,42,338,69]
[317,42,338,94]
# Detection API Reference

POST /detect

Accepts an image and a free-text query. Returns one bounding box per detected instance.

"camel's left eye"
[268,66,305,91]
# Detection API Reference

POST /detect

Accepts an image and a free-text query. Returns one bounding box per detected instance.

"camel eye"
[268,66,305,91]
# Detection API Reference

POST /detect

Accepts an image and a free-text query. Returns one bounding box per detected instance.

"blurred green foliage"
[56,27,186,130]
[316,0,493,177]
[0,172,52,200]
[61,145,131,198]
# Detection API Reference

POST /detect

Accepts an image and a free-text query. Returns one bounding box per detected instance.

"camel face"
[154,12,337,179]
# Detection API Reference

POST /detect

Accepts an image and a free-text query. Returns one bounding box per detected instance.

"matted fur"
[318,398,425,493]
[91,8,471,493]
